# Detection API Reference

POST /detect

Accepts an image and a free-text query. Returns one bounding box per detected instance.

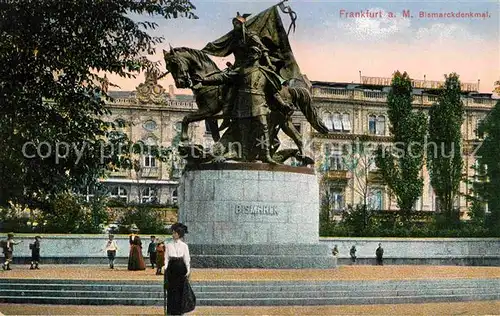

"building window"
[172,189,178,204]
[368,115,386,135]
[144,155,156,167]
[143,120,157,131]
[323,144,345,171]
[328,188,344,218]
[141,187,157,203]
[332,113,342,131]
[341,113,351,131]
[110,186,128,203]
[329,150,344,170]
[368,189,383,210]
[323,112,333,131]
[75,186,95,202]
[476,118,484,139]
[324,112,351,132]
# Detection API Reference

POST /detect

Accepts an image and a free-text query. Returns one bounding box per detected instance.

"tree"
[375,71,428,224]
[427,73,465,227]
[343,139,378,208]
[474,99,500,230]
[0,0,196,208]
[342,139,378,231]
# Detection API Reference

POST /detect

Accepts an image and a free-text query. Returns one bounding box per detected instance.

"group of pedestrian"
[331,243,385,267]
[2,223,194,315]
[1,233,41,271]
[103,225,167,273]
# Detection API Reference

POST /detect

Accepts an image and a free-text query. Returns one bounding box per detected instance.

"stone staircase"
[0,278,499,306]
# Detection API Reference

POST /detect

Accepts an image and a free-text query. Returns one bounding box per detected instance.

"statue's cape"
[202,6,302,82]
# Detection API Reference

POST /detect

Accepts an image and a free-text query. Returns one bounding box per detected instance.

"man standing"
[376,243,384,265]
[148,236,157,270]
[2,233,21,271]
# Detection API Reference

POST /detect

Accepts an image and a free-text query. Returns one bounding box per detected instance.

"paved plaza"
[1,300,499,315]
[1,264,500,281]
[1,265,499,315]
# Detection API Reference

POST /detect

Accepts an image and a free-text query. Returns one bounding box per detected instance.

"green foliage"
[0,0,195,208]
[376,71,428,222]
[40,192,109,233]
[118,205,170,234]
[319,193,332,236]
[475,100,500,230]
[340,204,376,236]
[427,73,465,227]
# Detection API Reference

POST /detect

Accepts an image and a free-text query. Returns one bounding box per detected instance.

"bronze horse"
[163,46,327,161]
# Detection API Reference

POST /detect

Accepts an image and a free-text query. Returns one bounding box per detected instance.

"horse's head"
[163,46,220,89]
[163,46,192,89]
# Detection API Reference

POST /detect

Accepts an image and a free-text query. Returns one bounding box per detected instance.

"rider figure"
[202,12,293,127]
[193,46,284,164]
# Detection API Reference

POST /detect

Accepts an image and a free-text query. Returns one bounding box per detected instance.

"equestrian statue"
[162,2,328,166]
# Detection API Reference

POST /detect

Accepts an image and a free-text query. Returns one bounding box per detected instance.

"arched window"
[110,186,128,203]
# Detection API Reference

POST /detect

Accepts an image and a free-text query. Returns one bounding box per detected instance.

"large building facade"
[99,76,496,220]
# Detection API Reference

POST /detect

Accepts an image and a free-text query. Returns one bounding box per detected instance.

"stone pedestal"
[178,163,332,268]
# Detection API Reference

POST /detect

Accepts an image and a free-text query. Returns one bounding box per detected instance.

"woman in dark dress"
[164,223,193,315]
[127,224,146,271]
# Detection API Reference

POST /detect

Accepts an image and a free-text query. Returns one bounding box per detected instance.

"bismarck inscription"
[234,204,278,216]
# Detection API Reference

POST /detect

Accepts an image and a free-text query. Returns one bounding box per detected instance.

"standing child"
[331,244,339,269]
[148,236,157,270]
[155,239,165,275]
[350,245,357,265]
[29,236,42,270]
[104,234,119,269]
[2,233,21,271]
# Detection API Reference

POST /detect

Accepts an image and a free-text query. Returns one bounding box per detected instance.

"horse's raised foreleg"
[180,107,221,142]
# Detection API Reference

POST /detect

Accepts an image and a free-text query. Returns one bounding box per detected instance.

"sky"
[108,0,500,94]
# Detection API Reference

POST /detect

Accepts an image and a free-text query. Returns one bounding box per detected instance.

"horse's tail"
[288,87,329,134]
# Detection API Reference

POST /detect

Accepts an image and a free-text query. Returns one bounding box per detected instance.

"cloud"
[414,23,485,43]
[336,8,411,41]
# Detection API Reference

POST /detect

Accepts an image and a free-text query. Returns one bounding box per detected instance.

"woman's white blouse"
[105,240,118,251]
[164,239,191,275]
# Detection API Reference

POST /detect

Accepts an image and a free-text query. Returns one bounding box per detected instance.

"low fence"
[320,237,500,266]
[3,235,500,266]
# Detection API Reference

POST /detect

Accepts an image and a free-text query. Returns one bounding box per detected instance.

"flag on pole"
[202,5,302,82]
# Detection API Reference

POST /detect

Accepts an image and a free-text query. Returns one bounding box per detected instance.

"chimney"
[168,85,175,98]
